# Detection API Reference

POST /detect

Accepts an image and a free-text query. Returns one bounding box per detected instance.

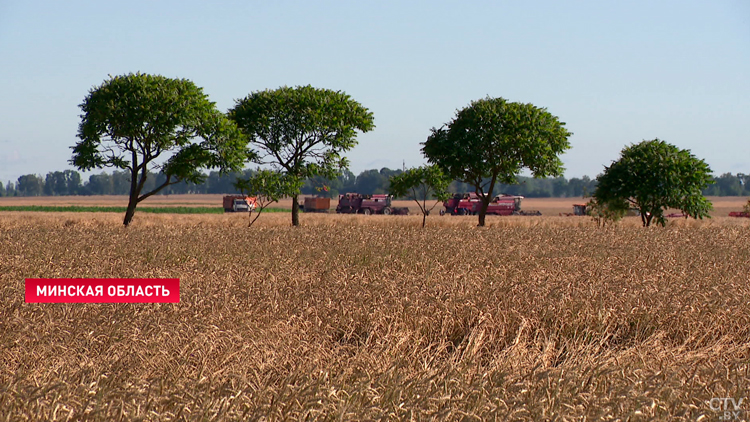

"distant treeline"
[2,169,749,198]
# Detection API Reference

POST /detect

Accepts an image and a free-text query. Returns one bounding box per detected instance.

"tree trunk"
[477,199,489,227]
[422,212,426,228]
[291,194,300,226]
[476,177,496,228]
[124,168,140,227]
[123,199,137,226]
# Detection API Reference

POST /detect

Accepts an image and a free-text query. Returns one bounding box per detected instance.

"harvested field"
[1,212,750,420]
[1,194,747,217]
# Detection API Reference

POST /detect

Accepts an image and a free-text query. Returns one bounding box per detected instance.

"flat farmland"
[1,211,750,420]
[0,194,747,217]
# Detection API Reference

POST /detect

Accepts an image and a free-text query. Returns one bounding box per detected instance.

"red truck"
[223,195,257,212]
[336,193,409,215]
[442,193,541,216]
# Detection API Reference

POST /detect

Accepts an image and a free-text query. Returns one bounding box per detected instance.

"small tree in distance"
[71,72,248,226]
[585,197,625,227]
[593,139,713,227]
[389,165,451,228]
[234,170,303,228]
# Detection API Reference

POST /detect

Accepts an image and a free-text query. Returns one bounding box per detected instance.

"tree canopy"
[422,97,572,226]
[593,139,714,227]
[229,85,375,226]
[70,72,247,226]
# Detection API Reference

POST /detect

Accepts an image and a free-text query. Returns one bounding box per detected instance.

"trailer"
[303,197,331,213]
[336,193,409,215]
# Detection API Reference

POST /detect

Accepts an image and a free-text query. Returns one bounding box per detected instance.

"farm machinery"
[560,203,589,216]
[302,197,331,213]
[336,193,409,215]
[561,202,647,217]
[441,193,541,216]
[223,195,257,212]
[729,199,750,217]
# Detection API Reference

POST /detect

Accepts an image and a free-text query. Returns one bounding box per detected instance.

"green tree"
[111,170,132,195]
[302,174,340,198]
[17,174,44,196]
[229,85,375,226]
[205,170,244,194]
[713,173,743,196]
[44,172,60,196]
[43,170,81,196]
[71,73,247,226]
[354,169,390,194]
[84,173,113,195]
[5,181,15,197]
[64,170,82,195]
[585,197,625,227]
[338,169,357,193]
[422,97,572,226]
[234,170,303,228]
[389,165,451,228]
[593,139,713,227]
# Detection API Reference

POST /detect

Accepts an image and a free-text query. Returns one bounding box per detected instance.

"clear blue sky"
[1,0,748,185]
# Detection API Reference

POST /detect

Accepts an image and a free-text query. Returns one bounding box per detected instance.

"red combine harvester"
[336,193,409,215]
[729,211,750,218]
[441,193,541,216]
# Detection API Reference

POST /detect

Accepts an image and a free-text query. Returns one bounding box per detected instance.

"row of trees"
[387,97,719,227]
[4,170,750,199]
[70,74,379,226]
[1,168,607,198]
[1,169,252,197]
[59,72,731,227]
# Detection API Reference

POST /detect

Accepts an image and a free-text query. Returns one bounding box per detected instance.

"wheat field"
[1,210,750,420]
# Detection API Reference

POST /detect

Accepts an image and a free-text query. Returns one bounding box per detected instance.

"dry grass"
[1,212,750,420]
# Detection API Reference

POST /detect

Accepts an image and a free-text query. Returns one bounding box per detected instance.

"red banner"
[25,278,180,303]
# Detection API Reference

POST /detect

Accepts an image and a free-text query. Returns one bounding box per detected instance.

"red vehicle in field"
[302,197,331,213]
[336,193,409,215]
[441,193,541,216]
[223,195,257,212]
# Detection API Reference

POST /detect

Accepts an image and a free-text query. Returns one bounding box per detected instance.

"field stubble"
[1,212,750,420]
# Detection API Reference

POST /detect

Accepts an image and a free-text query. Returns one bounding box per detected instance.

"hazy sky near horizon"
[1,0,748,184]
